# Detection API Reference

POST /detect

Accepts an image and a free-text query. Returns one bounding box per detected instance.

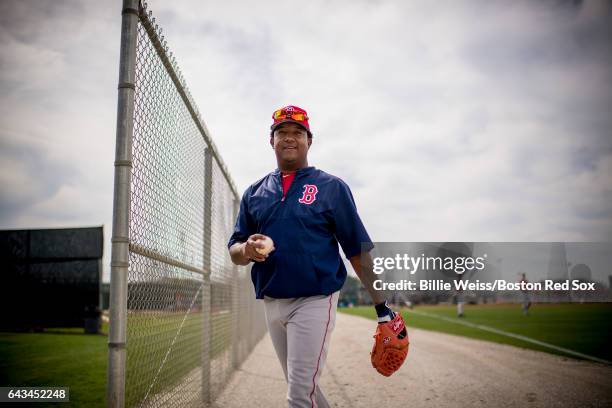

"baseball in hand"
[255,236,275,255]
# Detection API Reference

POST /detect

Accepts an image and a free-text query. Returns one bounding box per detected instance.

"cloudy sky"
[1,0,611,282]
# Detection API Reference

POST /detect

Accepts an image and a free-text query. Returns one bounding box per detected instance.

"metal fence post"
[107,1,139,407]
[201,147,213,404]
[231,198,240,369]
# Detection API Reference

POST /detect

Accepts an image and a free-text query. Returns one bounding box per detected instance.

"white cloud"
[1,0,611,283]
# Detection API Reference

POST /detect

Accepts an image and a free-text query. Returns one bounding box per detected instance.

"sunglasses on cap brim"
[273,109,308,122]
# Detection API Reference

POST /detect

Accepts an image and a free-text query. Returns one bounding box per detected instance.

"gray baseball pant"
[263,291,339,408]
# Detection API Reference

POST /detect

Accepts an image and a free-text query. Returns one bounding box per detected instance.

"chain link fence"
[107,1,267,406]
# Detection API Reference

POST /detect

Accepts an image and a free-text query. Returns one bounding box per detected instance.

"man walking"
[520,272,532,316]
[228,105,403,407]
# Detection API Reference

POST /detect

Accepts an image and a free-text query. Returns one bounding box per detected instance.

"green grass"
[0,311,233,407]
[124,310,233,405]
[340,303,612,362]
[124,311,204,406]
[0,322,110,407]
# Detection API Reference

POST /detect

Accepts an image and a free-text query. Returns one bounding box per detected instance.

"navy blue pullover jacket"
[228,166,373,299]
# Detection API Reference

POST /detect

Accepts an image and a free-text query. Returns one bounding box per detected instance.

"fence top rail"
[138,0,241,201]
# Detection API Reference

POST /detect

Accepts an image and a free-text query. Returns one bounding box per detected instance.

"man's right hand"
[241,234,270,263]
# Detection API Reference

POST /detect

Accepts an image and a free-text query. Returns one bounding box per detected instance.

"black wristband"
[374,301,391,317]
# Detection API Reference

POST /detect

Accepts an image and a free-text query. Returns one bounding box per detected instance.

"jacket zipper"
[280,171,300,202]
[279,172,286,202]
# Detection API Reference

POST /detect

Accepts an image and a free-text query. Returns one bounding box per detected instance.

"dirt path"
[214,312,612,408]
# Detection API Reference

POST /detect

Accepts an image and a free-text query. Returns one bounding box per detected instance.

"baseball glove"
[371,313,409,376]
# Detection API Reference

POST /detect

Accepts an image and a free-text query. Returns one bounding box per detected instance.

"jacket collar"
[271,166,315,177]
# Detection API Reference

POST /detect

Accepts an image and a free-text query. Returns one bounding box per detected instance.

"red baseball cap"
[270,105,312,136]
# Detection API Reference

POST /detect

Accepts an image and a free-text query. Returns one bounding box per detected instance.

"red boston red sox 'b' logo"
[392,318,404,333]
[298,184,318,205]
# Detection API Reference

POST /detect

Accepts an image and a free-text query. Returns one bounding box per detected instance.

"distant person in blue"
[228,105,398,408]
